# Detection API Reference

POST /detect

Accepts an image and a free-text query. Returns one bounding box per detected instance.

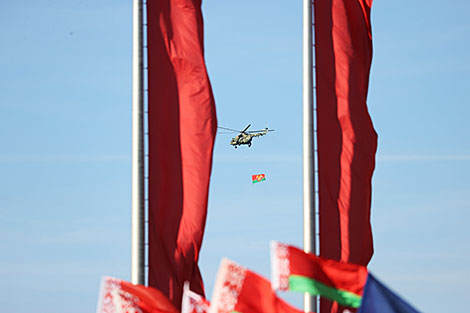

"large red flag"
[315,0,377,312]
[147,0,217,309]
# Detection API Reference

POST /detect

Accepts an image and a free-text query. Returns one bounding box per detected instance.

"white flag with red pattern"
[181,282,210,313]
[96,276,178,313]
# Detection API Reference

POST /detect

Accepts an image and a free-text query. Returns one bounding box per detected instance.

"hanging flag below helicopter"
[252,174,266,184]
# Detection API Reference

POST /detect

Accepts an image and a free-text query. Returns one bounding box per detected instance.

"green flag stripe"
[288,275,362,308]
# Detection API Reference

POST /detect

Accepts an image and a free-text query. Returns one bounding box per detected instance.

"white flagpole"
[131,0,145,285]
[303,0,316,312]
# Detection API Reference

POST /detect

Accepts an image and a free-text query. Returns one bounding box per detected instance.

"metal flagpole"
[131,0,145,285]
[303,0,316,312]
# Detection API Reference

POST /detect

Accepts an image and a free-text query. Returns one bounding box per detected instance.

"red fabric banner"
[147,0,217,309]
[315,0,377,311]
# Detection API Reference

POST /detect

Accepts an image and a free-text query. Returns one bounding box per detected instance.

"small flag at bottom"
[96,276,178,313]
[210,258,307,313]
[252,174,266,184]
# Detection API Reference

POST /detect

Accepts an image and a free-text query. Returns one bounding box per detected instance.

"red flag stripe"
[315,0,377,268]
[315,1,377,311]
[147,0,217,309]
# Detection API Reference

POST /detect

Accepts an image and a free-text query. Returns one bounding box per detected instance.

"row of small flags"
[96,241,421,313]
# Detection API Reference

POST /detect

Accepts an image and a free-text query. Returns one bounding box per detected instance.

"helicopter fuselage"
[230,129,268,148]
[230,133,254,147]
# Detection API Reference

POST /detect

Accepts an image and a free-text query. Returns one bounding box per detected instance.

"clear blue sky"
[1,1,469,312]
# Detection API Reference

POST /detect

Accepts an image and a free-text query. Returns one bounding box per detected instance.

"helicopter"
[218,124,274,148]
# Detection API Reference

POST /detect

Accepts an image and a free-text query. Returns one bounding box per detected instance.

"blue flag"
[358,274,421,313]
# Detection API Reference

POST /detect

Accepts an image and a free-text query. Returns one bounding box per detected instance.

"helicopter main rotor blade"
[218,124,273,133]
[247,129,275,133]
[217,126,241,132]
[241,124,251,133]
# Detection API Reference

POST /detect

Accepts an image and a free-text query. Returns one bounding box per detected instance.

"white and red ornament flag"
[209,258,308,313]
[96,276,178,313]
[181,282,210,313]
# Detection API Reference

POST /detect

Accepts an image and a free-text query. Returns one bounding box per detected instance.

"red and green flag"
[252,174,266,184]
[270,241,368,308]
